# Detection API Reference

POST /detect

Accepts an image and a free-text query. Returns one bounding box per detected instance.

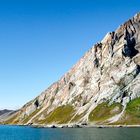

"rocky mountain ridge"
[0,110,13,116]
[1,13,140,126]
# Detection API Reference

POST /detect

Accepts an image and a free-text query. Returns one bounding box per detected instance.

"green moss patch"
[114,98,140,125]
[39,105,75,124]
[70,113,85,123]
[111,98,140,125]
[89,102,123,122]
[112,114,140,125]
[126,97,140,117]
[22,108,42,124]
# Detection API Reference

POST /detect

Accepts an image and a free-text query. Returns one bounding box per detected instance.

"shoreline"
[35,124,140,128]
[1,124,140,128]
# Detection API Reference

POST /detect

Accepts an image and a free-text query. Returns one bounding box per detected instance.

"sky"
[0,0,140,110]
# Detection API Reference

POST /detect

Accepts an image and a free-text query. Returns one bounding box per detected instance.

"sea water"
[0,125,140,140]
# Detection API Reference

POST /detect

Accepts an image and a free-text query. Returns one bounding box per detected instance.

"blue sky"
[0,0,140,109]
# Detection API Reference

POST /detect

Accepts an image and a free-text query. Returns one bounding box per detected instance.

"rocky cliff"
[1,13,140,126]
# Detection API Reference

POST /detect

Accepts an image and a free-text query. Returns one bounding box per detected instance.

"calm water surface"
[0,125,140,140]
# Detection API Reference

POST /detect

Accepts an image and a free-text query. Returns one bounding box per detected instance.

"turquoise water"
[0,125,140,140]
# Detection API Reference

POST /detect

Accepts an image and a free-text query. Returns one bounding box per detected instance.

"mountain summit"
[1,13,140,126]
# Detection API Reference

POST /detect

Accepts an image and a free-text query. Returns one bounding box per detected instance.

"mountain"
[0,110,13,116]
[0,110,16,124]
[1,13,140,126]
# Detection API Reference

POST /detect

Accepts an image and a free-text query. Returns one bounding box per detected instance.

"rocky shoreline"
[26,124,140,128]
[1,123,140,128]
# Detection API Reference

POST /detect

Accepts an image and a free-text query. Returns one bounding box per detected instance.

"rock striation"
[1,13,140,126]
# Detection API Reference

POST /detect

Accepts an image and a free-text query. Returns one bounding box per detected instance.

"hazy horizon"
[0,0,140,110]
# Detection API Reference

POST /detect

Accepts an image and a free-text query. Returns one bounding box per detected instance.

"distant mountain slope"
[0,110,17,124]
[0,110,13,116]
[1,12,140,126]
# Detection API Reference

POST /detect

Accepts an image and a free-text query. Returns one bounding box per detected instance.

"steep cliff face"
[1,13,140,126]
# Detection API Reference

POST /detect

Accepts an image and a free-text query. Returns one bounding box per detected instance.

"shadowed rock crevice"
[134,65,140,78]
[93,43,102,68]
[122,28,138,58]
[94,58,99,68]
[34,100,39,108]
[69,82,75,90]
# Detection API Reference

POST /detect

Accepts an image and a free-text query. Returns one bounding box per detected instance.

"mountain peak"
[1,13,140,126]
